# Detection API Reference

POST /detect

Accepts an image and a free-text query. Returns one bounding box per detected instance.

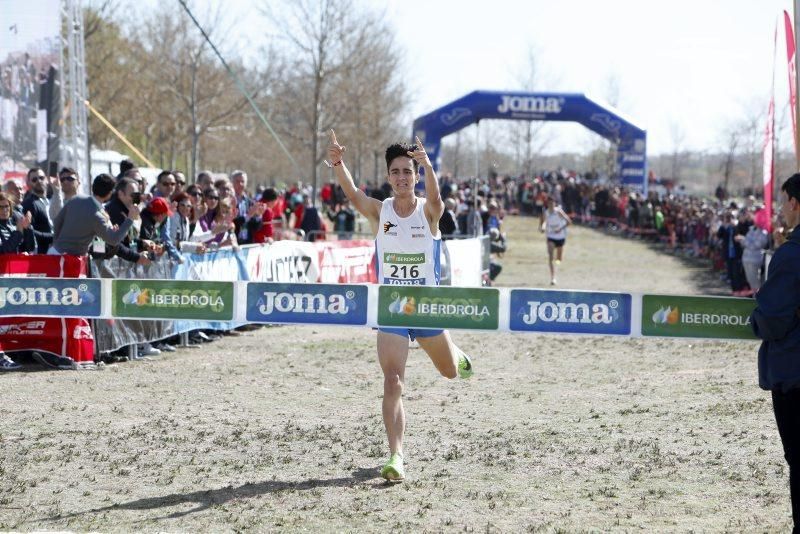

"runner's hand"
[327,129,346,165]
[407,136,432,168]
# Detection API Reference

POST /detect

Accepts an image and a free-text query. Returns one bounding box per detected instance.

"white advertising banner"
[444,238,483,287]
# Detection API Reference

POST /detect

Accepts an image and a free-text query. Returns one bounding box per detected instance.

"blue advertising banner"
[509,289,632,335]
[0,277,101,318]
[246,283,368,325]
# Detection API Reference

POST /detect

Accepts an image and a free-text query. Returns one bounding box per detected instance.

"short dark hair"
[157,170,174,184]
[92,173,116,198]
[782,173,800,203]
[115,177,137,195]
[27,167,43,179]
[261,187,278,202]
[385,143,418,173]
[119,160,135,174]
[122,167,140,179]
[59,167,77,178]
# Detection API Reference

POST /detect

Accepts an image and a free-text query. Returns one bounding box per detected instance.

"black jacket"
[103,196,142,263]
[137,209,162,250]
[439,210,457,239]
[752,226,800,392]
[21,193,52,253]
[232,193,263,244]
[0,212,36,253]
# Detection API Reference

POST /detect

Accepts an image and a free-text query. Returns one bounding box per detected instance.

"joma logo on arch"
[497,95,563,114]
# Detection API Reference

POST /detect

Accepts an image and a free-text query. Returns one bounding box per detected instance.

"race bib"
[383,252,425,285]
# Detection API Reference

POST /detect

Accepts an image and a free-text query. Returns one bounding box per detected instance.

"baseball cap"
[149,197,172,216]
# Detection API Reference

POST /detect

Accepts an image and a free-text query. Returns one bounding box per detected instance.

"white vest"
[375,197,441,286]
[545,208,567,239]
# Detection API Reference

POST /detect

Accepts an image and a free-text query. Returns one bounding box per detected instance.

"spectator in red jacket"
[252,188,282,244]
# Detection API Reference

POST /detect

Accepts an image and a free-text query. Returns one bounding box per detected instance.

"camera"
[131,191,142,204]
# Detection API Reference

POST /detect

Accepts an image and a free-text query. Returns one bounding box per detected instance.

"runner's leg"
[556,243,564,262]
[547,240,555,281]
[377,331,409,455]
[416,330,459,379]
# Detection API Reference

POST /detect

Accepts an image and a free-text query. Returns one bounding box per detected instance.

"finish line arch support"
[412,90,647,193]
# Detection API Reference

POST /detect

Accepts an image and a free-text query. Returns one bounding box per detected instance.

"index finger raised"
[330,129,339,145]
[414,136,425,150]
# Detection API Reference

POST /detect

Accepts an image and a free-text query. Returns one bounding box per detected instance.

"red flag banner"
[785,10,797,157]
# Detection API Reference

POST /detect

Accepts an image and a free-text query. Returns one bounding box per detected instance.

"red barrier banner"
[0,254,94,365]
[316,240,376,283]
[0,254,88,277]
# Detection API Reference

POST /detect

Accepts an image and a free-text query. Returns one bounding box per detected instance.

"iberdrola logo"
[652,306,680,325]
[388,293,416,315]
[122,284,226,313]
[122,285,151,306]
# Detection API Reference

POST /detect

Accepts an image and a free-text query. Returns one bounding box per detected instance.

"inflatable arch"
[412,91,647,193]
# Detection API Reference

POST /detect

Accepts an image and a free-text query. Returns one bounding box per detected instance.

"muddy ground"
[0,215,787,532]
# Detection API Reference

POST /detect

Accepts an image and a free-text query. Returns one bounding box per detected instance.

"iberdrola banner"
[0,275,760,342]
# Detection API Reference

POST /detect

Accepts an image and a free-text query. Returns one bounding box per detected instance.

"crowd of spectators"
[420,169,776,297]
[0,162,378,370]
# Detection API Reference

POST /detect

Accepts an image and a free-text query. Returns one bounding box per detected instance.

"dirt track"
[0,216,788,532]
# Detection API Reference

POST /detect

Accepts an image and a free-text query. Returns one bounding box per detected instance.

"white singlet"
[375,197,441,286]
[545,208,567,240]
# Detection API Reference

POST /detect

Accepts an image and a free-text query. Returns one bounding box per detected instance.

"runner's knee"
[441,364,457,380]
[384,373,403,396]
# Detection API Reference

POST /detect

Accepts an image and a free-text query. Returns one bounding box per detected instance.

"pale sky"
[139,0,793,156]
[382,0,792,156]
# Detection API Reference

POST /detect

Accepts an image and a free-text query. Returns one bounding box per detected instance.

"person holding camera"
[103,177,151,266]
[49,174,140,256]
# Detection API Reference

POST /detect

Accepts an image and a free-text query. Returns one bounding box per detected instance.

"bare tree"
[136,3,256,178]
[83,2,149,153]
[720,124,741,195]
[736,98,767,194]
[263,0,406,201]
[669,120,687,182]
[507,44,556,177]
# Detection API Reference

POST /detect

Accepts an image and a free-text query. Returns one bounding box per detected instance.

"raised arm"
[558,206,572,226]
[408,136,444,223]
[327,129,381,225]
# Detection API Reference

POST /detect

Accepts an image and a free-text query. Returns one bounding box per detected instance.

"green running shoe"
[380,453,405,482]
[458,351,474,379]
